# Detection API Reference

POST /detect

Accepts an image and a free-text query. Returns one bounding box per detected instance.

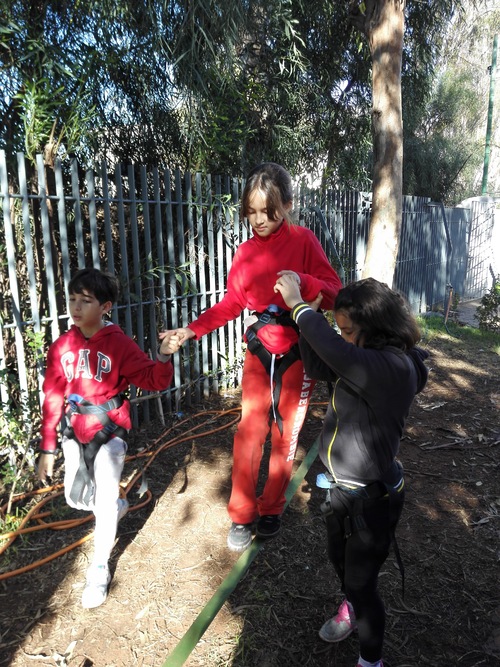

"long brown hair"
[241,162,296,226]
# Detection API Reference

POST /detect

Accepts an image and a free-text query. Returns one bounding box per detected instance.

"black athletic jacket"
[290,303,429,487]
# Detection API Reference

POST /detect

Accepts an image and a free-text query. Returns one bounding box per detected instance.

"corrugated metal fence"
[0,151,496,425]
[301,191,496,310]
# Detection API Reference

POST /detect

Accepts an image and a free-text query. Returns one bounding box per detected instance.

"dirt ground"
[1,321,499,667]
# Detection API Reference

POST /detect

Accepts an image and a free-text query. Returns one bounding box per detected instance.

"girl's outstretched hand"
[159,332,182,355]
[159,327,195,347]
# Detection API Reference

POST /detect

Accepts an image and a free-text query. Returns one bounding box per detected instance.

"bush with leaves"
[475,276,500,333]
[0,328,44,517]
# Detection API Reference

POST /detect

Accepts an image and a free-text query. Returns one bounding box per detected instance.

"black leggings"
[324,484,404,662]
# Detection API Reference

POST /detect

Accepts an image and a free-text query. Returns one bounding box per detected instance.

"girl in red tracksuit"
[38,268,179,608]
[161,162,342,551]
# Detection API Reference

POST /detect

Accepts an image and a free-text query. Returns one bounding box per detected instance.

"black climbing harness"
[64,393,127,505]
[319,468,406,598]
[245,306,300,435]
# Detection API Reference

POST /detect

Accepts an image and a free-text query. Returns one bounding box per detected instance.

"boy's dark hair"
[241,162,296,225]
[334,277,421,351]
[68,268,119,305]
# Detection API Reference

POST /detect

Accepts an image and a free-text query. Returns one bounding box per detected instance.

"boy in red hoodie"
[38,268,179,608]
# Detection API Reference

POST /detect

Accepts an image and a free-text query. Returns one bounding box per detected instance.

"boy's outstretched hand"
[159,327,196,349]
[159,332,182,356]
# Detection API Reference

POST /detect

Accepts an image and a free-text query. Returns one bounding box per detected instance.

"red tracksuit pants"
[228,348,316,524]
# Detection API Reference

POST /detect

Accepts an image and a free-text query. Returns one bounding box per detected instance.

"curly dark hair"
[334,278,421,351]
[68,268,119,305]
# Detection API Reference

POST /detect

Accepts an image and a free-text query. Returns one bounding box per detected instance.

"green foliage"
[0,504,26,535]
[475,277,500,333]
[133,262,198,298]
[1,6,100,165]
[418,313,500,353]
[403,67,484,203]
[0,327,44,513]
[0,398,36,514]
[0,504,28,563]
[403,2,500,203]
[1,0,458,186]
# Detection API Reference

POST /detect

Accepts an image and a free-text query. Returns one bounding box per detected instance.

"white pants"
[62,435,127,565]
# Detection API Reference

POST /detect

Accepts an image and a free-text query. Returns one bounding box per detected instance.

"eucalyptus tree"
[346,0,457,284]
[347,0,405,284]
[0,0,186,170]
[404,0,500,203]
[0,0,100,165]
[1,0,467,216]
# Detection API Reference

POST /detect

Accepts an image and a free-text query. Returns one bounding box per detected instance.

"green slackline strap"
[162,436,320,667]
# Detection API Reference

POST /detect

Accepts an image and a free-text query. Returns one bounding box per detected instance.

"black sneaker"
[227,522,253,552]
[256,514,281,539]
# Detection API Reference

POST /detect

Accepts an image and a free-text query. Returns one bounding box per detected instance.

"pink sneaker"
[319,599,357,642]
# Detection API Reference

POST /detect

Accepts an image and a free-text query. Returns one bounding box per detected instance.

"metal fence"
[0,150,496,425]
[464,198,498,299]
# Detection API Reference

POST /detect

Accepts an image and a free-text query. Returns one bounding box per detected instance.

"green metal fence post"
[482,34,498,196]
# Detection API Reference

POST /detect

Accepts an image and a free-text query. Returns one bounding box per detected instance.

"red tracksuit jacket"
[40,323,173,452]
[188,223,342,353]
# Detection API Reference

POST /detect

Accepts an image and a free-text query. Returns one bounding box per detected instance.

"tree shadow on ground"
[225,332,500,667]
[1,329,500,667]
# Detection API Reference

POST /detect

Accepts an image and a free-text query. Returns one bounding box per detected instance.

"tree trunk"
[353,0,404,286]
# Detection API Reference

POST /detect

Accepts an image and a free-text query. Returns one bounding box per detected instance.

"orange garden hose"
[0,408,242,581]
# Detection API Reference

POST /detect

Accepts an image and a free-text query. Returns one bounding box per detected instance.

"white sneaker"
[117,497,129,523]
[81,564,111,609]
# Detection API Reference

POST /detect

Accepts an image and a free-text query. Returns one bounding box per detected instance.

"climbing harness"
[245,305,300,435]
[64,393,127,505]
[319,465,406,598]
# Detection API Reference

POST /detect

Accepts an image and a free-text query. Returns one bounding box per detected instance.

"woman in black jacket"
[273,275,429,667]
